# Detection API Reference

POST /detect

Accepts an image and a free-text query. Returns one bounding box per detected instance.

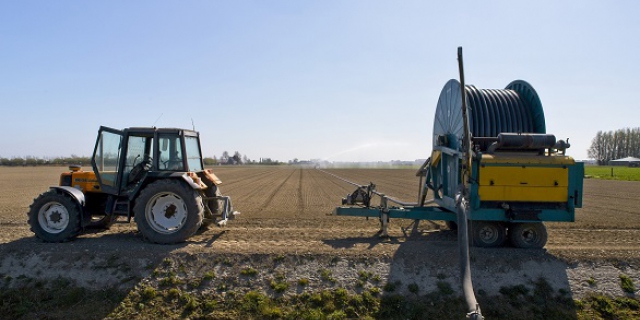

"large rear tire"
[470,221,507,247]
[28,190,82,242]
[134,180,204,244]
[509,223,548,249]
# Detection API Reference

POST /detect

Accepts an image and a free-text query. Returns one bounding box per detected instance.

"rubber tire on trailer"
[134,179,204,244]
[470,221,507,248]
[509,223,548,249]
[27,190,82,242]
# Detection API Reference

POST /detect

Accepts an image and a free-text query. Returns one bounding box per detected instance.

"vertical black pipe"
[457,47,483,320]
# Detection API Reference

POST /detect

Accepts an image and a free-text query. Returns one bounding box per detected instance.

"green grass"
[269,280,290,293]
[620,274,636,294]
[240,267,258,277]
[202,271,215,281]
[297,278,309,286]
[3,278,640,320]
[318,268,335,283]
[584,166,640,181]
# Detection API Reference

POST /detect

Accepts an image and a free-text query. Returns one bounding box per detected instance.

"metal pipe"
[316,168,361,188]
[317,168,423,207]
[458,47,473,189]
[457,47,483,320]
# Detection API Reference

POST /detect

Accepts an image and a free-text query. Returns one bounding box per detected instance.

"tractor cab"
[91,126,205,196]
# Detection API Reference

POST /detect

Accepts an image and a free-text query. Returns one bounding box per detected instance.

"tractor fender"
[180,173,207,190]
[50,186,85,208]
[202,169,222,185]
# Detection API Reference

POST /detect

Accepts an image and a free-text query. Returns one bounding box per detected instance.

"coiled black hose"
[434,79,546,152]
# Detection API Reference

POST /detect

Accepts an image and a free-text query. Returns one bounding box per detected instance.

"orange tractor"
[28,126,237,244]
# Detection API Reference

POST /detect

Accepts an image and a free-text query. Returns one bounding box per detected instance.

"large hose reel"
[433,79,548,152]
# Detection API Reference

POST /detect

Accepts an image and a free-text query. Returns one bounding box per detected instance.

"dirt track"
[1,166,639,302]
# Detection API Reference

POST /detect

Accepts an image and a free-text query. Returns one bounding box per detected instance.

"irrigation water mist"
[319,141,417,164]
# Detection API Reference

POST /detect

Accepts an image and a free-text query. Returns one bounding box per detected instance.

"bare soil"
[0,166,639,317]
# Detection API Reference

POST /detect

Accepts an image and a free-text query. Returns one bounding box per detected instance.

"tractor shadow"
[0,228,221,319]
[323,220,577,319]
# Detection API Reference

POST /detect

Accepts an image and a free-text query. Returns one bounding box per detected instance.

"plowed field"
[1,166,639,261]
[1,165,639,312]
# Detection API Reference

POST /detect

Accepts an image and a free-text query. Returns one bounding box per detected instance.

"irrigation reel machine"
[332,48,584,249]
[329,47,584,319]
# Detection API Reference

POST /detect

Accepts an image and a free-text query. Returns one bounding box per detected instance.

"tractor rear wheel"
[134,180,204,244]
[470,221,507,247]
[28,190,82,242]
[509,223,548,249]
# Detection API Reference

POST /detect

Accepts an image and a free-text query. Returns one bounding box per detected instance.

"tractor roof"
[102,126,199,136]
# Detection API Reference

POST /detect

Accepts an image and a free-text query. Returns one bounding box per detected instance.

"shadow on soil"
[0,221,579,319]
[0,229,226,320]
[323,220,578,319]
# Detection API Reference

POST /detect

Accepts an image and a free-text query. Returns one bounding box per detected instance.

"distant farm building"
[609,157,640,167]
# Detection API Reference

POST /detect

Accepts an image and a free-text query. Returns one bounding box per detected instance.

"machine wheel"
[134,179,204,244]
[470,221,507,247]
[27,190,82,242]
[509,223,548,249]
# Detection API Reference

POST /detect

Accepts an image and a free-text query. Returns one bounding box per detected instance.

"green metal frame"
[334,154,584,224]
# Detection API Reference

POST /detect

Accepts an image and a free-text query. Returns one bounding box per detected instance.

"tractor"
[28,126,237,244]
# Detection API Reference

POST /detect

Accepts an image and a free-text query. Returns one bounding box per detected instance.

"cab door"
[91,126,124,195]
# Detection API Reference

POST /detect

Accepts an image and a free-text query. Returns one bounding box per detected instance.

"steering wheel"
[162,158,182,170]
[128,155,152,184]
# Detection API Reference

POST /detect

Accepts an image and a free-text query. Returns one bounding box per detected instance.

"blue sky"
[1,1,637,162]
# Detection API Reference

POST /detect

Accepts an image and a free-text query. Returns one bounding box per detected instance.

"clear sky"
[1,1,637,162]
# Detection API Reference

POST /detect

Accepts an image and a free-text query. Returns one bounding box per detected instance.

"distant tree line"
[588,127,640,165]
[202,151,282,166]
[1,152,283,167]
[0,155,91,167]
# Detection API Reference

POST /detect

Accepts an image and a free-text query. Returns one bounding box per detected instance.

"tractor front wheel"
[134,180,204,244]
[28,190,82,242]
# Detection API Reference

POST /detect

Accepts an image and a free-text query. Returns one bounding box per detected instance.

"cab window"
[185,136,203,171]
[159,134,184,171]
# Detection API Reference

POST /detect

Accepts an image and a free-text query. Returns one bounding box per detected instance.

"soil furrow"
[258,168,297,211]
